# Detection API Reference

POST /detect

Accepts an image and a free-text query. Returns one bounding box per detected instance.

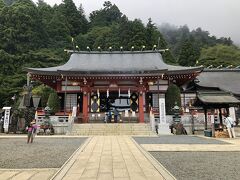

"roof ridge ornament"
[152,45,157,51]
[120,46,123,52]
[139,77,143,85]
[87,46,91,52]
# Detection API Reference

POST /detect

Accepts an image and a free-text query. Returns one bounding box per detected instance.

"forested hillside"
[0,0,172,106]
[159,23,240,66]
[0,0,239,107]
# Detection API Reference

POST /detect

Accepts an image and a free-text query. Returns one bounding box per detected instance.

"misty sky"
[35,0,240,45]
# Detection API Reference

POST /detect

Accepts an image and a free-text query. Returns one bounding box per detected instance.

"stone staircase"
[67,123,156,136]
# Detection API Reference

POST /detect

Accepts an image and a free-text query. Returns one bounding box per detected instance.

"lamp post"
[172,102,186,135]
[23,73,34,128]
[43,105,52,134]
[173,102,180,123]
[44,106,51,118]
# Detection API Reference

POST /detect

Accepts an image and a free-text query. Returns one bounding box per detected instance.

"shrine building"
[26,50,203,123]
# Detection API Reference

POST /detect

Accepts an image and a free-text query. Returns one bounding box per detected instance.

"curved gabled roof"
[197,69,240,95]
[166,64,203,74]
[26,51,203,75]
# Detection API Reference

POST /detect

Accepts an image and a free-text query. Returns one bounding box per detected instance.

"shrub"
[165,84,181,115]
[47,92,60,114]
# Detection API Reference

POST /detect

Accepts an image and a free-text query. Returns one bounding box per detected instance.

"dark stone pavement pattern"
[150,151,240,180]
[133,135,238,180]
[134,135,230,144]
[0,137,87,169]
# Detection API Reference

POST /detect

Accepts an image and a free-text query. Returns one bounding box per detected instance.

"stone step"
[68,123,155,136]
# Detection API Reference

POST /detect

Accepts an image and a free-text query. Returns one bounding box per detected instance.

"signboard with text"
[3,107,11,130]
[159,98,166,124]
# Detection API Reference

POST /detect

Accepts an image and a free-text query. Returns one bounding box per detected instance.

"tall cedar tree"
[90,1,122,27]
[178,38,200,66]
[0,0,47,53]
[58,0,88,36]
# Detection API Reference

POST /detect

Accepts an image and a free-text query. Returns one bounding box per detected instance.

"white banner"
[3,107,11,129]
[159,98,166,124]
[72,106,77,117]
[229,107,236,122]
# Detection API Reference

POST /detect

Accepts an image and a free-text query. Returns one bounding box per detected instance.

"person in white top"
[224,114,236,138]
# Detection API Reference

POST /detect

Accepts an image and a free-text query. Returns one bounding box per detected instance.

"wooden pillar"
[211,109,215,137]
[219,108,223,126]
[204,108,207,130]
[138,89,144,123]
[56,80,62,92]
[82,87,89,123]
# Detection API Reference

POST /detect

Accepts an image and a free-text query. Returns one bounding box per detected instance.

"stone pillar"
[158,94,171,134]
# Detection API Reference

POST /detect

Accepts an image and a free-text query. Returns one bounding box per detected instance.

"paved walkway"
[0,169,57,180]
[1,136,240,179]
[52,136,174,180]
[141,137,240,151]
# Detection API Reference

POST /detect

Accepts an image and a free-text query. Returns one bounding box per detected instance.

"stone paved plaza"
[0,135,240,180]
[135,135,240,180]
[134,135,230,144]
[150,151,240,180]
[0,137,87,168]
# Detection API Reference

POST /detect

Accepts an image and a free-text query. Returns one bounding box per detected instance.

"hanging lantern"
[119,88,121,97]
[97,89,100,98]
[107,89,109,98]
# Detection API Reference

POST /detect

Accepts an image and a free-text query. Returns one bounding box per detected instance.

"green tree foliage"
[32,84,54,107]
[0,0,5,9]
[46,10,71,48]
[165,84,181,115]
[198,45,240,67]
[47,92,60,114]
[0,0,234,108]
[58,0,88,36]
[0,0,48,53]
[24,107,35,127]
[90,1,122,27]
[178,38,200,66]
[159,23,233,65]
[76,26,112,50]
[4,0,16,6]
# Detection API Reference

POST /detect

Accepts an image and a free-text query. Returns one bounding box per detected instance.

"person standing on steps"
[155,123,159,135]
[113,108,119,123]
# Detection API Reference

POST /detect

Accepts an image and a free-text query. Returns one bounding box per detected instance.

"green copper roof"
[26,51,203,75]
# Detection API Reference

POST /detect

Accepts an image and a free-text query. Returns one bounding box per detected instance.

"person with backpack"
[224,114,236,138]
[26,119,37,143]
